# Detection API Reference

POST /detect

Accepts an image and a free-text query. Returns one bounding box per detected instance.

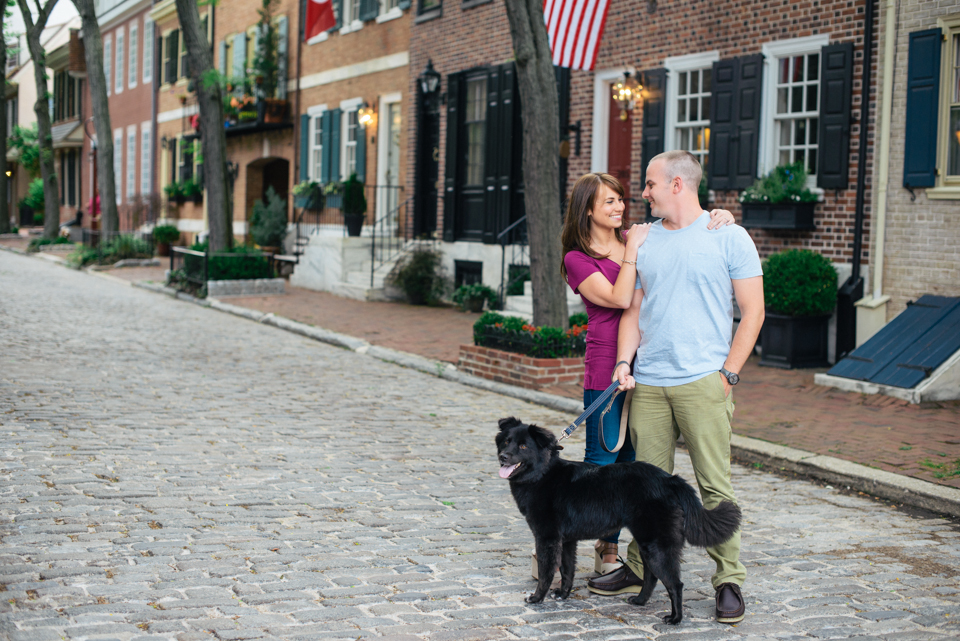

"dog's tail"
[676,478,742,548]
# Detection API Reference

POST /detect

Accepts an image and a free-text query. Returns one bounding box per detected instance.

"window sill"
[925,186,960,200]
[414,7,442,23]
[339,20,363,35]
[461,0,492,8]
[376,7,403,23]
[307,31,329,45]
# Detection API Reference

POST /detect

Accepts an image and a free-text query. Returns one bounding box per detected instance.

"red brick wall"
[458,344,584,390]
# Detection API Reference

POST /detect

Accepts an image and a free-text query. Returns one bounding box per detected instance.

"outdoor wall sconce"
[419,59,441,95]
[611,71,642,120]
[358,102,376,127]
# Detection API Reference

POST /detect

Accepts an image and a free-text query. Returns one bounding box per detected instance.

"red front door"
[608,93,632,225]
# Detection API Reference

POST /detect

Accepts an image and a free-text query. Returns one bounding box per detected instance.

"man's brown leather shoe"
[715,582,745,623]
[586,563,643,595]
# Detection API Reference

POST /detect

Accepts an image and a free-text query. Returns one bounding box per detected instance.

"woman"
[560,172,734,576]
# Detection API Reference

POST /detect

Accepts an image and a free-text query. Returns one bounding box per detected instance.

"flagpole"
[295,0,305,184]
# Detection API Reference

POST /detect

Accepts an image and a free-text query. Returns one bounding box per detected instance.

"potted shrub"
[152,224,180,257]
[293,180,323,210]
[739,161,818,230]
[760,249,838,369]
[164,181,186,204]
[388,247,448,305]
[183,178,203,204]
[250,186,288,253]
[452,283,497,313]
[342,173,367,237]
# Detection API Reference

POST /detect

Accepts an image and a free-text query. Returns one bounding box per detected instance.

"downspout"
[151,13,158,215]
[293,0,303,185]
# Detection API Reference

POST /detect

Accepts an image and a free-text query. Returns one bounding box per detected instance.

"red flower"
[189,114,201,131]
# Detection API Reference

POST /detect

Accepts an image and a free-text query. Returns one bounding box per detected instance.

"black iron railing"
[497,216,529,307]
[169,246,276,290]
[370,195,411,287]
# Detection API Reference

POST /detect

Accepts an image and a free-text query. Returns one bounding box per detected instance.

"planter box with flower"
[739,162,818,230]
[164,181,187,204]
[457,312,588,390]
[452,283,497,313]
[760,248,838,369]
[293,180,323,210]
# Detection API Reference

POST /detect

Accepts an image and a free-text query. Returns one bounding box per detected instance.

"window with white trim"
[104,35,112,96]
[310,113,324,182]
[142,18,153,84]
[464,76,487,186]
[674,68,712,169]
[113,128,123,204]
[128,21,138,89]
[773,52,820,175]
[115,27,124,94]
[342,107,359,179]
[140,123,152,195]
[126,126,137,199]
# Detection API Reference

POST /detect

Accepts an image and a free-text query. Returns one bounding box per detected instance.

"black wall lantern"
[419,60,441,96]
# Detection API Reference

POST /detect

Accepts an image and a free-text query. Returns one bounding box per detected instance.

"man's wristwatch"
[720,367,739,385]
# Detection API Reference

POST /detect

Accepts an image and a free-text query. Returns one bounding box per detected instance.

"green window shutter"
[817,42,854,190]
[218,40,227,75]
[321,110,333,184]
[398,0,411,8]
[231,33,246,78]
[330,108,342,180]
[300,114,310,182]
[277,16,288,99]
[359,0,379,21]
[332,0,343,31]
[904,28,943,188]
[355,124,366,182]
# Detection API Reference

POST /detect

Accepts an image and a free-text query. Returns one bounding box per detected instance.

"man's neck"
[660,197,705,231]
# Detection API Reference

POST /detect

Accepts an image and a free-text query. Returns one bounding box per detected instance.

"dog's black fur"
[496,417,741,624]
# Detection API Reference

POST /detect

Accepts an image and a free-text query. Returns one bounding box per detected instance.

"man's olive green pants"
[624,372,746,589]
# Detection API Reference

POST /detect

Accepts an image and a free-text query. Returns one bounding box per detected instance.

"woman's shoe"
[594,540,621,574]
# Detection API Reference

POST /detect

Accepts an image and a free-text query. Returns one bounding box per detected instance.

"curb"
[7,245,959,520]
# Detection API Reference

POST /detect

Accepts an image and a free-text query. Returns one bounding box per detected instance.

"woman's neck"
[589,225,621,255]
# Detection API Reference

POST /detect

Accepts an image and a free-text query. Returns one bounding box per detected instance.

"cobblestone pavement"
[2,251,960,641]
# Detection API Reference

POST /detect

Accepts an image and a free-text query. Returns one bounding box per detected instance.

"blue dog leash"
[558,379,623,442]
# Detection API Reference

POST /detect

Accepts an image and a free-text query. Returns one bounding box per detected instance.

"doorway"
[414,89,440,237]
[607,93,632,225]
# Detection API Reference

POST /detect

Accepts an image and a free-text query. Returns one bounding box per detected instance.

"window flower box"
[740,201,816,230]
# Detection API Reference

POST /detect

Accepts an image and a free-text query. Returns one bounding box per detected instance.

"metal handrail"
[498,216,529,307]
[496,215,527,243]
[370,195,412,287]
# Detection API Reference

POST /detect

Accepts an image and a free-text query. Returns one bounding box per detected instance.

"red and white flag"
[543,0,610,71]
[305,0,336,41]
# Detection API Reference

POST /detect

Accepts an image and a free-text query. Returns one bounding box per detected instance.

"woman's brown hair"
[560,172,625,282]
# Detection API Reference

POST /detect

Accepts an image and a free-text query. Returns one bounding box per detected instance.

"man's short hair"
[649,150,702,193]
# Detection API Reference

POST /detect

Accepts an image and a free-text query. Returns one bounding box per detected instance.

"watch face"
[728,372,739,385]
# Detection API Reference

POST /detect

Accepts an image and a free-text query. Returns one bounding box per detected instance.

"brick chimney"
[68,29,86,76]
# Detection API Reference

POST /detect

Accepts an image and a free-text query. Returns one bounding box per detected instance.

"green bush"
[389,247,448,305]
[740,161,818,205]
[472,312,586,358]
[182,178,202,198]
[763,249,838,316]
[152,224,180,244]
[27,236,72,252]
[452,283,497,310]
[66,234,153,267]
[569,312,588,328]
[208,245,275,281]
[342,173,367,216]
[21,178,45,212]
[250,186,288,248]
[164,181,186,199]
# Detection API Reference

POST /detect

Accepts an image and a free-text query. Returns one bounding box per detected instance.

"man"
[586,150,764,624]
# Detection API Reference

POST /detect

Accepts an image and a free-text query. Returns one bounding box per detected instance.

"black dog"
[496,417,741,624]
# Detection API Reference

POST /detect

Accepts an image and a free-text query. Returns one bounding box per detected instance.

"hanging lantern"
[611,72,642,121]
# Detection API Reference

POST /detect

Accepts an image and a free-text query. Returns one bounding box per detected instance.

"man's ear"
[498,417,522,432]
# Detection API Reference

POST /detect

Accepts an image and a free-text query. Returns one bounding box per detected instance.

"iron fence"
[169,246,276,289]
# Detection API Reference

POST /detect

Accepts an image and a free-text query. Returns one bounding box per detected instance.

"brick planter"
[458,344,584,390]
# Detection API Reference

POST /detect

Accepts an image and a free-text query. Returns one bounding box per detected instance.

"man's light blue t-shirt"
[632,212,762,387]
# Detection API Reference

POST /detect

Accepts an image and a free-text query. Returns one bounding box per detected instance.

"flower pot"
[174,195,186,205]
[263,98,289,124]
[157,241,171,257]
[465,296,486,313]
[344,213,364,237]
[294,191,323,210]
[741,202,816,231]
[191,194,203,204]
[760,310,831,369]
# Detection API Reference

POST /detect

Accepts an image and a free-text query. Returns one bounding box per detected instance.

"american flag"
[543,0,611,71]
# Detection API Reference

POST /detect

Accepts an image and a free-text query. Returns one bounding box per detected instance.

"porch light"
[357,102,375,127]
[419,59,441,95]
[611,71,641,121]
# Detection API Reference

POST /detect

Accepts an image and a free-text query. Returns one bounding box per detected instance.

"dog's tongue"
[499,463,519,479]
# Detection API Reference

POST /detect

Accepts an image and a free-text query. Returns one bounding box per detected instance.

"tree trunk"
[73,0,119,234]
[502,0,568,328]
[17,0,62,239]
[176,0,232,252]
[0,6,9,235]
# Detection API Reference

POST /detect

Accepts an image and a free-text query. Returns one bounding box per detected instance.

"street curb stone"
[18,245,960,521]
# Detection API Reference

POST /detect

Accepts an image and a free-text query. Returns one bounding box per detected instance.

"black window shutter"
[165,31,179,84]
[817,42,854,189]
[732,54,763,189]
[443,72,461,242]
[481,66,502,244]
[640,68,666,191]
[359,0,379,22]
[485,63,516,244]
[904,28,943,188]
[708,57,738,190]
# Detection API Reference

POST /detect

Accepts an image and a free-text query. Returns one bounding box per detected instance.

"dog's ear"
[529,424,562,451]
[498,417,522,432]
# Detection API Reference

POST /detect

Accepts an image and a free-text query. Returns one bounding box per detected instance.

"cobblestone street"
[2,251,960,641]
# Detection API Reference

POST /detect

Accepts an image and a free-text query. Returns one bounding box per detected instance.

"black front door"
[414,89,440,237]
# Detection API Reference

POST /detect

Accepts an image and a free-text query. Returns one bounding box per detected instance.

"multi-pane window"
[140,123,152,195]
[128,22,138,89]
[419,0,440,13]
[115,28,124,94]
[104,36,112,96]
[464,77,487,186]
[311,115,323,181]
[127,127,137,199]
[675,68,711,170]
[342,109,358,178]
[344,0,361,24]
[774,52,819,175]
[142,18,153,84]
[113,129,123,204]
[380,0,399,13]
[948,33,960,177]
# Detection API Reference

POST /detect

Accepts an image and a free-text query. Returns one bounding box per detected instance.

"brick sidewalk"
[95,267,960,491]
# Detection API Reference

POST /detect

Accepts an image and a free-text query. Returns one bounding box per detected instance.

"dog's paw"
[525,593,545,604]
[551,588,570,600]
[663,613,682,625]
[628,594,650,606]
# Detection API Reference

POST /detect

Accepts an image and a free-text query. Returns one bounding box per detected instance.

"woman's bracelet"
[621,259,636,265]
